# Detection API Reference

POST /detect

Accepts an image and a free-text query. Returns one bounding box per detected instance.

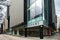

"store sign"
[27,17,43,27]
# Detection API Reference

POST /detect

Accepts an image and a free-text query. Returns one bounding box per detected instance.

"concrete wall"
[10,0,24,27]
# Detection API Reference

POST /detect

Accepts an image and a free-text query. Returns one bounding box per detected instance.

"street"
[0,33,59,40]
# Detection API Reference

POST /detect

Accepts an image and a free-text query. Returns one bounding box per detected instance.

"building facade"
[24,0,57,36]
[6,0,24,35]
[3,0,57,38]
[10,0,24,27]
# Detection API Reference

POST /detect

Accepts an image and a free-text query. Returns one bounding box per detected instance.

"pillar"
[7,6,10,30]
[47,28,50,36]
[39,25,43,39]
[13,30,15,35]
[1,23,3,34]
[17,30,19,36]
[25,28,27,37]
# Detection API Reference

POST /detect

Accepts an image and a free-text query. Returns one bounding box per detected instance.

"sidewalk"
[3,34,59,40]
[0,34,59,40]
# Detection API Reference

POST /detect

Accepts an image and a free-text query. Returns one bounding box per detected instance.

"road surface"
[0,33,59,40]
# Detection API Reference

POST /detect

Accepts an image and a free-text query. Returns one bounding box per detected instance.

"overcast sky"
[55,0,60,17]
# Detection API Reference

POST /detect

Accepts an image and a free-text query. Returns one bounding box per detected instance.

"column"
[1,23,3,34]
[47,28,50,36]
[25,28,27,37]
[13,30,15,35]
[7,6,10,30]
[39,25,43,39]
[17,30,19,36]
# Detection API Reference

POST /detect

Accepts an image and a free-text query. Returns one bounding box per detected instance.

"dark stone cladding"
[24,0,27,24]
[48,0,52,26]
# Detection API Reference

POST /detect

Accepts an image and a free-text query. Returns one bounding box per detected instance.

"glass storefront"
[27,0,48,27]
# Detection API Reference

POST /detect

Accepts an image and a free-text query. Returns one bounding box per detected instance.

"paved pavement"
[0,33,59,40]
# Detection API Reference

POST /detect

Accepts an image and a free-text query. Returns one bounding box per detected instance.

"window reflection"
[27,0,43,27]
[28,0,43,20]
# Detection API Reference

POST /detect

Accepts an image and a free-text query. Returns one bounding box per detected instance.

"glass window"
[44,0,48,20]
[27,0,43,27]
[27,0,43,21]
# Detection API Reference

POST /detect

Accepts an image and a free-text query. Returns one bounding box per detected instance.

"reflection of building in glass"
[27,0,42,20]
